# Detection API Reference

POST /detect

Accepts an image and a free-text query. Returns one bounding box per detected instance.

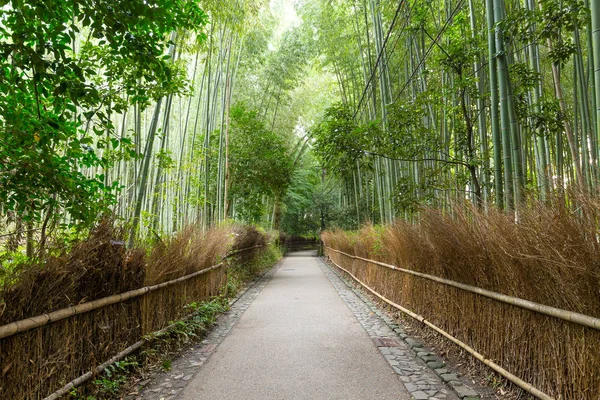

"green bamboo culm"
[592,0,600,155]
[486,0,503,208]
[493,0,515,210]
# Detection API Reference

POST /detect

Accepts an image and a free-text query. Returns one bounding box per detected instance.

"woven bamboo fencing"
[0,243,266,399]
[324,246,600,400]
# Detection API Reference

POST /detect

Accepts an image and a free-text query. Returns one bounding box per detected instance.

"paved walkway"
[179,251,410,399]
[135,252,468,400]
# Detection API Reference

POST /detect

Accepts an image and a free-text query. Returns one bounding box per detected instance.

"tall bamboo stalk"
[591,0,600,165]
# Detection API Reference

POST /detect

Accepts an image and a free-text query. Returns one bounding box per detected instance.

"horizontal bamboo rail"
[0,263,224,340]
[43,306,201,400]
[325,256,554,400]
[325,247,600,330]
[0,244,269,341]
[224,244,266,258]
[0,243,272,399]
[43,340,145,400]
[39,244,271,399]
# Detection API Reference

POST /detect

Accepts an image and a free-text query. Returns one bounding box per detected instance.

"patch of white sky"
[268,0,302,50]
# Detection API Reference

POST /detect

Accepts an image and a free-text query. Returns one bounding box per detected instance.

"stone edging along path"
[127,263,281,400]
[317,257,481,400]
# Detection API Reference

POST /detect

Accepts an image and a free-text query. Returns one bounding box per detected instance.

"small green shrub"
[92,359,138,396]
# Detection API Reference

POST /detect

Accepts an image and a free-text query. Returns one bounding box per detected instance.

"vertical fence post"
[222,257,229,298]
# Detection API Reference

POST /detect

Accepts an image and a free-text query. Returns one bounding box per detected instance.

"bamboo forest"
[3,0,600,238]
[2,0,600,399]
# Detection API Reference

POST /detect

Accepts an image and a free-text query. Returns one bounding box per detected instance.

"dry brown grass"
[144,226,230,286]
[0,221,145,323]
[322,194,600,399]
[0,221,269,399]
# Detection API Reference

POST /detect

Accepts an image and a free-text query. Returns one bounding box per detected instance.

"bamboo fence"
[0,245,264,399]
[324,246,600,400]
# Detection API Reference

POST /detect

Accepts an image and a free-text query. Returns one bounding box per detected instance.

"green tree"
[0,0,207,242]
[229,104,293,227]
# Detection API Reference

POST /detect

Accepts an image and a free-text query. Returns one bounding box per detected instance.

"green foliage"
[92,359,138,396]
[393,176,424,215]
[281,158,322,235]
[227,243,282,288]
[160,358,172,372]
[538,0,589,66]
[0,0,207,229]
[530,99,565,139]
[312,103,368,172]
[509,62,542,120]
[0,248,28,284]
[229,104,294,223]
[386,95,440,159]
[185,298,228,325]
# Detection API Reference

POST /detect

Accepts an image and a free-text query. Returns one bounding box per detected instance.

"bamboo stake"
[325,247,600,330]
[325,256,554,400]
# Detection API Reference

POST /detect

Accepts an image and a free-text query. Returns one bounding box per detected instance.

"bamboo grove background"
[306,0,600,224]
[0,0,335,253]
[6,0,600,241]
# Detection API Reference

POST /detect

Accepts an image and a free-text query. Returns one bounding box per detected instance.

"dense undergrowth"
[322,193,600,399]
[0,221,281,399]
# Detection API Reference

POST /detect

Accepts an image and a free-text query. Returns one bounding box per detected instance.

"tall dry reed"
[0,221,269,399]
[322,195,600,399]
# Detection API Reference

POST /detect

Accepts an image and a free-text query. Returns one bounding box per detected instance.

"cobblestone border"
[318,257,480,400]
[127,263,281,400]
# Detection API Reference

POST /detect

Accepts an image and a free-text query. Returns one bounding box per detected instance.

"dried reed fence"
[322,200,600,400]
[0,222,271,399]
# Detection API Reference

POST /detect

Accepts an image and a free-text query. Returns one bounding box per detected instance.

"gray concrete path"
[179,252,410,400]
